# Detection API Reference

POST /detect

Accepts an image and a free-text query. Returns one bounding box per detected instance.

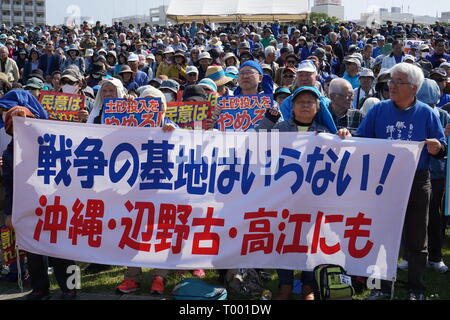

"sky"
[45,0,450,25]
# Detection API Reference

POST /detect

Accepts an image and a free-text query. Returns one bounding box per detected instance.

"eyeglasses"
[335,93,354,99]
[282,74,295,79]
[239,71,258,77]
[187,73,197,76]
[388,80,412,87]
[286,60,297,64]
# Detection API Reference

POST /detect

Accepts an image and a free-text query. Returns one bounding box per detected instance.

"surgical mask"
[61,84,78,94]
[164,92,175,102]
[307,42,313,47]
[421,52,429,58]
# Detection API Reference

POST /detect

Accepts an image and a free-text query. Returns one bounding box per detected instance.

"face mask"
[164,92,174,102]
[307,42,313,47]
[421,52,428,58]
[61,84,78,94]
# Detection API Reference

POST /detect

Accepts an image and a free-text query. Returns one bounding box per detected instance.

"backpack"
[313,264,355,300]
[172,278,228,300]
[224,268,265,296]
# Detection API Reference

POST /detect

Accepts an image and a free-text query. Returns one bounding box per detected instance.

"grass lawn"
[1,230,449,300]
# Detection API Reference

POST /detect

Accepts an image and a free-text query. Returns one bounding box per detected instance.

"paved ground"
[0,288,167,300]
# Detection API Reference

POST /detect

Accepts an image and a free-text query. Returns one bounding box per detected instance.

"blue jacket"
[299,45,318,62]
[280,87,338,134]
[134,70,150,87]
[39,53,63,77]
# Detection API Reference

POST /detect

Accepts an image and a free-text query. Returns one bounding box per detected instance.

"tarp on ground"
[166,0,309,23]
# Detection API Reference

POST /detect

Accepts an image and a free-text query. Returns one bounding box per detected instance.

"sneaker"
[150,276,165,295]
[397,260,408,271]
[408,291,426,300]
[48,267,54,275]
[427,261,449,273]
[116,278,140,294]
[61,289,77,300]
[26,290,51,301]
[192,269,206,278]
[365,289,390,300]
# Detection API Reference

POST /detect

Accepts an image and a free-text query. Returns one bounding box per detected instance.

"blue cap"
[240,61,263,75]
[417,78,441,106]
[274,87,291,97]
[292,86,321,101]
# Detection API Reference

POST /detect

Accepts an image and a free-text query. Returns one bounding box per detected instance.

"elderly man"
[328,32,344,63]
[128,53,149,87]
[348,63,447,300]
[280,60,326,120]
[362,44,375,69]
[352,68,376,109]
[263,46,279,78]
[329,78,363,133]
[279,61,337,133]
[0,47,19,83]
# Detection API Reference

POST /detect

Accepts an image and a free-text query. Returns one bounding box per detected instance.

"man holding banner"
[342,63,447,300]
[0,90,77,300]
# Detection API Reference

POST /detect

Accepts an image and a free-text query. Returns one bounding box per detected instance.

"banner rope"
[15,244,23,293]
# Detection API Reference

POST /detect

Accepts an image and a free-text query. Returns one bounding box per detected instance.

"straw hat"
[205,66,233,86]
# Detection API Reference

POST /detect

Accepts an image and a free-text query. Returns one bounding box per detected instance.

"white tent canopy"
[166,0,309,23]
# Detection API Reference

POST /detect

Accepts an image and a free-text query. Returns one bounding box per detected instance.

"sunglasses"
[286,60,297,64]
[61,79,77,85]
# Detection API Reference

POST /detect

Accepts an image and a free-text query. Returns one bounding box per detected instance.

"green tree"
[308,12,341,25]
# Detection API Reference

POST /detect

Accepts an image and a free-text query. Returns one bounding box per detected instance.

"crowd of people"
[0,17,449,301]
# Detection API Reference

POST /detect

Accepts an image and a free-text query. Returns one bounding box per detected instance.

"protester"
[1,16,449,301]
[0,90,77,300]
[429,68,450,107]
[351,63,447,300]
[0,47,19,83]
[328,78,363,133]
[415,79,449,274]
[342,55,361,89]
[352,68,376,109]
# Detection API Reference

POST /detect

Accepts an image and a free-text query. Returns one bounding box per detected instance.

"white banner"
[13,118,424,280]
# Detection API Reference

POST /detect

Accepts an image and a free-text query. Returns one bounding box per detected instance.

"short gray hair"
[328,78,352,95]
[390,62,424,92]
[265,46,276,56]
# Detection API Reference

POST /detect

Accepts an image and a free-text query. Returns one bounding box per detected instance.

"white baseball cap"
[127,53,139,62]
[297,60,317,73]
[186,66,199,74]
